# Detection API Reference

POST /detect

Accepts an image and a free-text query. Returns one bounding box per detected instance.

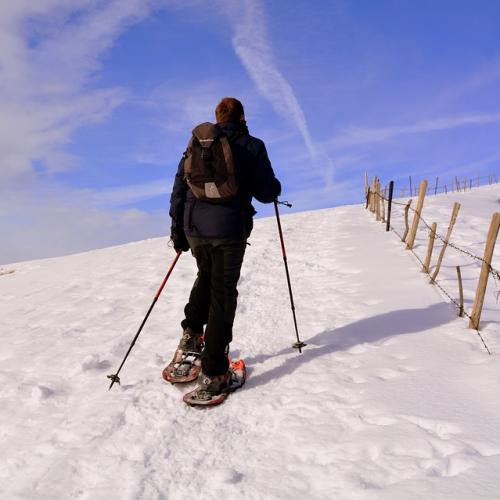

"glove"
[170,228,190,253]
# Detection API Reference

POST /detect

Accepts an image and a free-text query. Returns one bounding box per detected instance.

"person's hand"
[170,228,190,252]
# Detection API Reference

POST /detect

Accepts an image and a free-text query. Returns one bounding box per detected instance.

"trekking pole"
[107,251,182,390]
[273,200,306,353]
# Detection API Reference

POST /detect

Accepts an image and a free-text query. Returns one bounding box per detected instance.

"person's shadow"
[245,302,455,390]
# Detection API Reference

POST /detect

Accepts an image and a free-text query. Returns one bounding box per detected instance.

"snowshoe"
[162,328,203,384]
[183,359,246,407]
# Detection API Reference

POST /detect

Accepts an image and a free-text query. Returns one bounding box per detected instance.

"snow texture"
[1,185,499,499]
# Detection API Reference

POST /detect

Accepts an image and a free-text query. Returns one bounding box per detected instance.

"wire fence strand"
[373,191,500,283]
[367,184,498,355]
[388,222,492,354]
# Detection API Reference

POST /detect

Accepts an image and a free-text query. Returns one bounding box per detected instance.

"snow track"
[1,186,499,499]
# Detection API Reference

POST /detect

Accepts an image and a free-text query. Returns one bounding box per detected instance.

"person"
[168,97,281,401]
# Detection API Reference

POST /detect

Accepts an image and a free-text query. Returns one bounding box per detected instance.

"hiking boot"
[178,327,204,354]
[189,372,231,401]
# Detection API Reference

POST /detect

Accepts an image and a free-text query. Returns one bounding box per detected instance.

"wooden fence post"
[375,180,381,221]
[469,213,500,329]
[409,176,412,198]
[430,202,461,283]
[422,222,437,273]
[456,266,464,317]
[365,171,369,195]
[434,176,439,195]
[371,176,377,212]
[406,180,428,250]
[401,199,413,242]
[381,186,387,222]
[386,181,394,232]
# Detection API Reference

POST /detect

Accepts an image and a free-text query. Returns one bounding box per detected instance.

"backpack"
[183,122,238,203]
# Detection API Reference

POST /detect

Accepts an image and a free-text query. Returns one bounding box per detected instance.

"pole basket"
[293,341,307,352]
[107,373,121,390]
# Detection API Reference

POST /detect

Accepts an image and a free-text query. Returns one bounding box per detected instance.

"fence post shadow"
[245,302,455,390]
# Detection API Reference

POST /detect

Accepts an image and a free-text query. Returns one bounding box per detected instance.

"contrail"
[229,0,316,160]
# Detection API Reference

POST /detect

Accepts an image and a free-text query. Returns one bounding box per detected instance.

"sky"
[1,0,500,264]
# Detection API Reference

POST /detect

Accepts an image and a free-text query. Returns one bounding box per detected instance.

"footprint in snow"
[212,468,243,484]
[31,384,55,402]
[81,354,112,372]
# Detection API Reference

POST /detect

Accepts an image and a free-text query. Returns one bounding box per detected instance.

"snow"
[1,185,499,500]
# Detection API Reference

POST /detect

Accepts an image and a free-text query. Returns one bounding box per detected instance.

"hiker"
[166,97,281,403]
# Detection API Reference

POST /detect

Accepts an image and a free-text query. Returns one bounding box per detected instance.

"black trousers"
[182,237,246,376]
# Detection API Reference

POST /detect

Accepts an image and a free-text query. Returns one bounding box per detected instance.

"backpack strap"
[184,137,194,178]
[219,135,234,175]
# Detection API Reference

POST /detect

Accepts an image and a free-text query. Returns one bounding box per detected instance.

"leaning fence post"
[430,202,461,283]
[381,186,387,222]
[434,176,439,195]
[386,181,394,232]
[371,176,377,212]
[422,222,437,273]
[469,212,500,330]
[376,180,381,221]
[364,171,369,195]
[401,199,413,242]
[456,266,464,317]
[406,180,428,250]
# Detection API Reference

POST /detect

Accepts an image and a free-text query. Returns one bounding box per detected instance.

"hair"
[215,97,245,124]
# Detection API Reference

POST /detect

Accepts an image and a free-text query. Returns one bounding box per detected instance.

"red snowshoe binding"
[162,328,204,384]
[183,359,246,407]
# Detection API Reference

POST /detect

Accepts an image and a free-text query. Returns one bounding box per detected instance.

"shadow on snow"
[245,302,455,390]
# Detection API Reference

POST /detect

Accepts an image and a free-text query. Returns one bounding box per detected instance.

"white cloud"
[0,1,180,263]
[223,0,316,160]
[88,178,171,206]
[0,181,170,264]
[0,0,159,184]
[329,112,500,149]
[432,63,500,110]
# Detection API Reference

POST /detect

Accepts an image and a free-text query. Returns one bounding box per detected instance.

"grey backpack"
[183,122,238,203]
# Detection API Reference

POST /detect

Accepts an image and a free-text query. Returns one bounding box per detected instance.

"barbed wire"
[388,221,492,355]
[384,171,500,198]
[371,190,500,283]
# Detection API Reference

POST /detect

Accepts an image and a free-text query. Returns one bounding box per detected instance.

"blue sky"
[2,0,500,264]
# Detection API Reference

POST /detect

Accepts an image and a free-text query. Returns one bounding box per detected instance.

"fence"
[386,172,500,198]
[365,174,500,354]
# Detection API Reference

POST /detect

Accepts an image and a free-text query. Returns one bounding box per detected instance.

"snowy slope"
[1,185,499,500]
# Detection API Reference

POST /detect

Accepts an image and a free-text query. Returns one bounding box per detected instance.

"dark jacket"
[169,122,281,239]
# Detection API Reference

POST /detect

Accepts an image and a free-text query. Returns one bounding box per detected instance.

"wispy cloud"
[431,62,500,111]
[0,179,170,264]
[0,0,158,184]
[88,178,171,207]
[329,112,500,149]
[224,0,316,159]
